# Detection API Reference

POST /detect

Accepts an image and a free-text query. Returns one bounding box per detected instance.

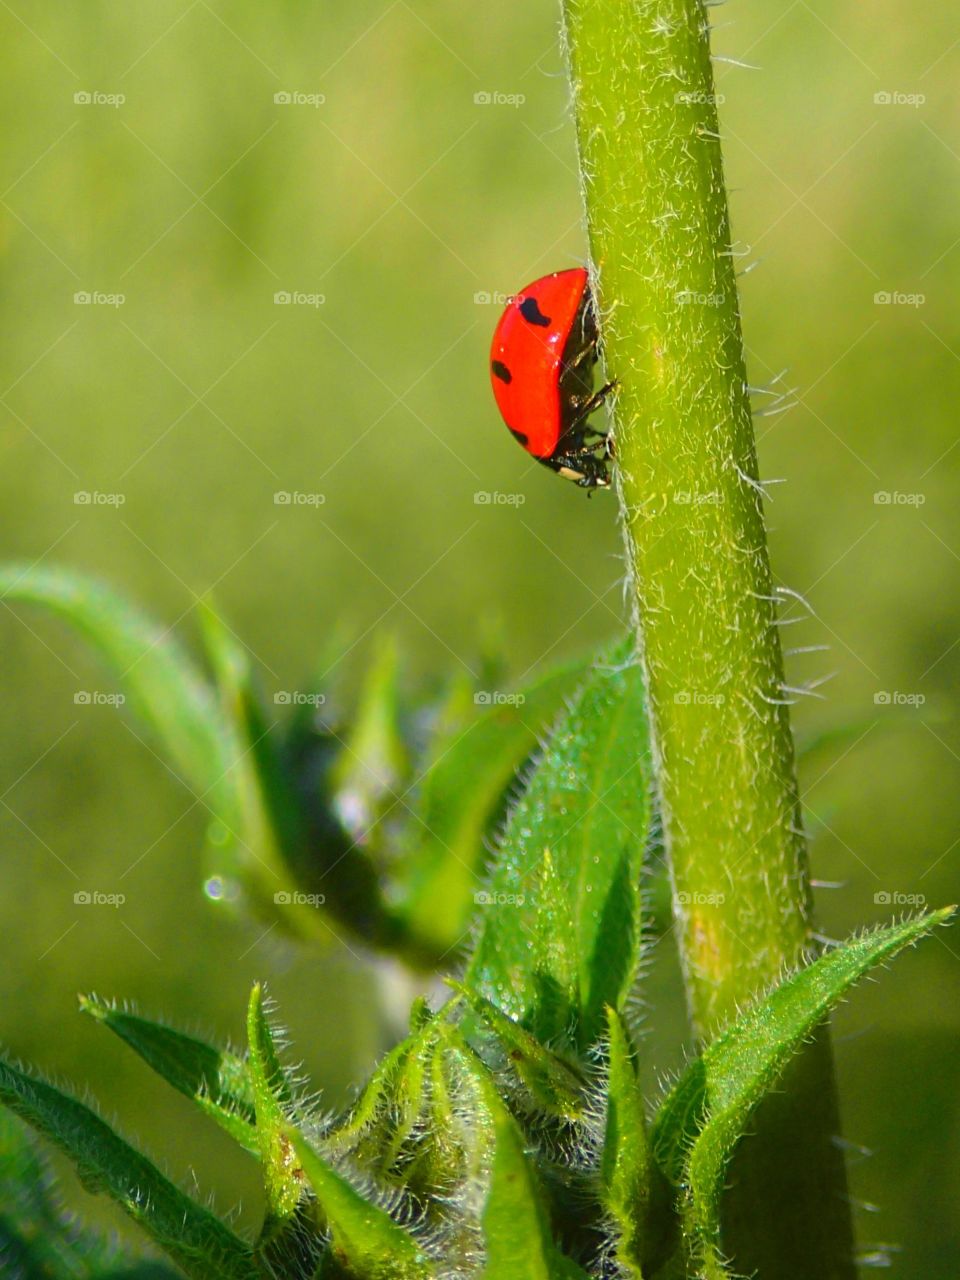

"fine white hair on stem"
[712,54,761,70]
[718,241,753,257]
[737,258,763,277]
[754,398,798,418]
[747,369,790,395]
[733,460,778,503]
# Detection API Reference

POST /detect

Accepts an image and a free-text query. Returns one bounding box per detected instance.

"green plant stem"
[561,2,855,1276]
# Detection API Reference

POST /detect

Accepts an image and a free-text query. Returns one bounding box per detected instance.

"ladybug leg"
[568,379,618,431]
[578,378,616,414]
[565,335,599,373]
[561,430,616,465]
[594,431,616,460]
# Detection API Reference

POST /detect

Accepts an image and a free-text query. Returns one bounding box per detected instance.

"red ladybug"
[489,268,615,489]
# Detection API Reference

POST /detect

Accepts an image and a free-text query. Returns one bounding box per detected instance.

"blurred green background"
[0,0,957,1272]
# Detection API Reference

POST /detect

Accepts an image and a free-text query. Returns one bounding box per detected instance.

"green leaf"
[394,655,595,959]
[0,1058,256,1280]
[79,994,258,1154]
[327,1006,442,1156]
[246,985,300,1221]
[328,632,409,849]
[288,1129,434,1278]
[651,909,955,1279]
[0,565,241,829]
[327,1034,418,1155]
[0,569,315,939]
[199,603,333,941]
[465,640,652,1050]
[0,1108,156,1278]
[325,1012,472,1228]
[378,1032,431,1173]
[420,1031,466,1190]
[449,983,587,1122]
[601,1007,654,1279]
[443,1032,590,1280]
[253,614,408,956]
[0,1123,182,1279]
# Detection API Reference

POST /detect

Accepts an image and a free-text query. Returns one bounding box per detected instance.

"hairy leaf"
[651,910,954,1278]
[327,1035,418,1155]
[79,995,258,1154]
[288,1129,434,1278]
[449,983,586,1122]
[601,1007,654,1278]
[247,985,300,1219]
[445,1034,590,1280]
[395,655,594,958]
[466,641,652,1049]
[0,1059,256,1280]
[0,1108,184,1279]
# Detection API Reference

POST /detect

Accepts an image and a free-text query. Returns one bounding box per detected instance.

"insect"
[489,268,615,489]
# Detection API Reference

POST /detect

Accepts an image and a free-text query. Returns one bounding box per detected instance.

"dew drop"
[204,876,225,901]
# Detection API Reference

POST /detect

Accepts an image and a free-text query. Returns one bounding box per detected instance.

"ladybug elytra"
[489,268,615,489]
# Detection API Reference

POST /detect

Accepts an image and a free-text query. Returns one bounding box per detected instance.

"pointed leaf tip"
[246,984,301,1220]
[80,992,258,1154]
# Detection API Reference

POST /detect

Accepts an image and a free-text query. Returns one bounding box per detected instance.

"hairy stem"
[560,1,855,1275]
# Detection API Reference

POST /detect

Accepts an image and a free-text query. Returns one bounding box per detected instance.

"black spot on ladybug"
[509,428,529,448]
[491,360,512,384]
[519,297,551,327]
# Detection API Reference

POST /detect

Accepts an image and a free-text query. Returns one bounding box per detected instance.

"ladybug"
[489,268,615,489]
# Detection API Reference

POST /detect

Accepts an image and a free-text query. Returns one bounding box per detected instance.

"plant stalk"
[560,1,856,1274]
